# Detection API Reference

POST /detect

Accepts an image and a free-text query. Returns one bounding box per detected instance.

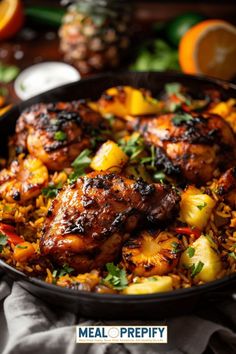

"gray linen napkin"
[0,276,236,354]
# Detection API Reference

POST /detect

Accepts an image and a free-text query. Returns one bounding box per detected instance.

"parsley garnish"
[0,63,19,83]
[190,261,204,277]
[69,149,92,183]
[56,264,75,277]
[15,245,27,249]
[0,233,7,253]
[165,82,181,95]
[171,241,182,254]
[172,113,193,126]
[153,171,166,183]
[187,247,195,258]
[141,145,156,168]
[103,262,128,290]
[54,131,67,141]
[197,202,207,210]
[119,134,144,162]
[229,252,236,260]
[42,182,63,199]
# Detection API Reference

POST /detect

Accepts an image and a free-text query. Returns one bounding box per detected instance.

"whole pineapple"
[59,0,132,74]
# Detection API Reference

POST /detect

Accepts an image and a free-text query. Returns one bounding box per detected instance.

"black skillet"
[0,71,236,320]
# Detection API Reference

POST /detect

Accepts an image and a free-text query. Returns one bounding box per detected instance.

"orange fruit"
[179,20,236,80]
[0,0,24,40]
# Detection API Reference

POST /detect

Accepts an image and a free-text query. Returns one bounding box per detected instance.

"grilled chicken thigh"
[40,172,180,272]
[14,101,105,171]
[135,112,236,183]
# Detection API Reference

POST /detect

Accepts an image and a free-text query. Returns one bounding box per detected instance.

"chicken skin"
[136,112,236,183]
[216,167,236,207]
[40,172,180,273]
[14,101,106,171]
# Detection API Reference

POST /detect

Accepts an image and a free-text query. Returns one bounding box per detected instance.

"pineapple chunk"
[180,186,216,230]
[128,88,163,115]
[180,235,222,282]
[98,86,163,117]
[90,140,128,172]
[123,276,173,295]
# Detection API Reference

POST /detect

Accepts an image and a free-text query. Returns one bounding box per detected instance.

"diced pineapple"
[98,86,163,117]
[210,99,235,118]
[180,235,222,282]
[128,88,163,115]
[180,186,216,230]
[123,276,173,295]
[90,140,128,172]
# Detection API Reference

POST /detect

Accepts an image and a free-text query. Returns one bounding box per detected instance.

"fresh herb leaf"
[54,131,67,141]
[172,113,193,126]
[165,82,181,95]
[103,262,128,290]
[119,134,144,162]
[0,63,19,83]
[229,252,236,260]
[15,244,27,249]
[171,241,182,254]
[69,149,92,183]
[42,182,63,199]
[140,145,156,168]
[153,171,166,183]
[58,263,74,277]
[197,202,207,210]
[0,233,7,253]
[187,247,195,258]
[190,261,204,277]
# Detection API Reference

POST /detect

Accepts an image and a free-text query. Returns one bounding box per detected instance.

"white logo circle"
[108,327,119,338]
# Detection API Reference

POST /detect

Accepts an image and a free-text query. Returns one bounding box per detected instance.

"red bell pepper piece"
[174,226,201,239]
[0,223,24,245]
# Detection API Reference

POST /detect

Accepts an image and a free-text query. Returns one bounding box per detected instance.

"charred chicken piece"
[40,172,180,273]
[216,167,236,207]
[14,101,106,171]
[136,112,236,183]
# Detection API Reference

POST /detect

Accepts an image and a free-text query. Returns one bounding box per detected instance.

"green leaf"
[69,149,92,183]
[54,131,67,141]
[0,233,7,246]
[58,263,74,277]
[153,171,166,183]
[71,149,92,169]
[190,261,204,277]
[172,113,193,126]
[15,245,27,249]
[103,262,128,290]
[119,134,145,162]
[229,252,236,260]
[197,202,207,210]
[165,82,181,95]
[187,247,195,258]
[171,241,182,254]
[0,63,20,83]
[42,182,63,199]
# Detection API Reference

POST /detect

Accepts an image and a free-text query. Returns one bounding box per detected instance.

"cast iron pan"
[0,71,236,320]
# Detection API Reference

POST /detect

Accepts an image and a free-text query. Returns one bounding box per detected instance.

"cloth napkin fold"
[0,275,236,354]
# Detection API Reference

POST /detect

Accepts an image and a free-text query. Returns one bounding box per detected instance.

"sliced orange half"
[179,20,236,80]
[0,0,24,40]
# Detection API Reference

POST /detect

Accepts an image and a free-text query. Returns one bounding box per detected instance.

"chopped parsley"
[54,131,67,141]
[42,182,63,199]
[0,233,7,253]
[119,134,145,162]
[229,252,236,260]
[187,247,195,258]
[15,244,27,249]
[102,262,128,290]
[197,202,207,210]
[165,82,181,95]
[54,264,75,277]
[190,261,204,277]
[0,63,19,83]
[171,241,182,254]
[141,145,156,168]
[153,171,166,183]
[172,113,193,126]
[69,149,92,183]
